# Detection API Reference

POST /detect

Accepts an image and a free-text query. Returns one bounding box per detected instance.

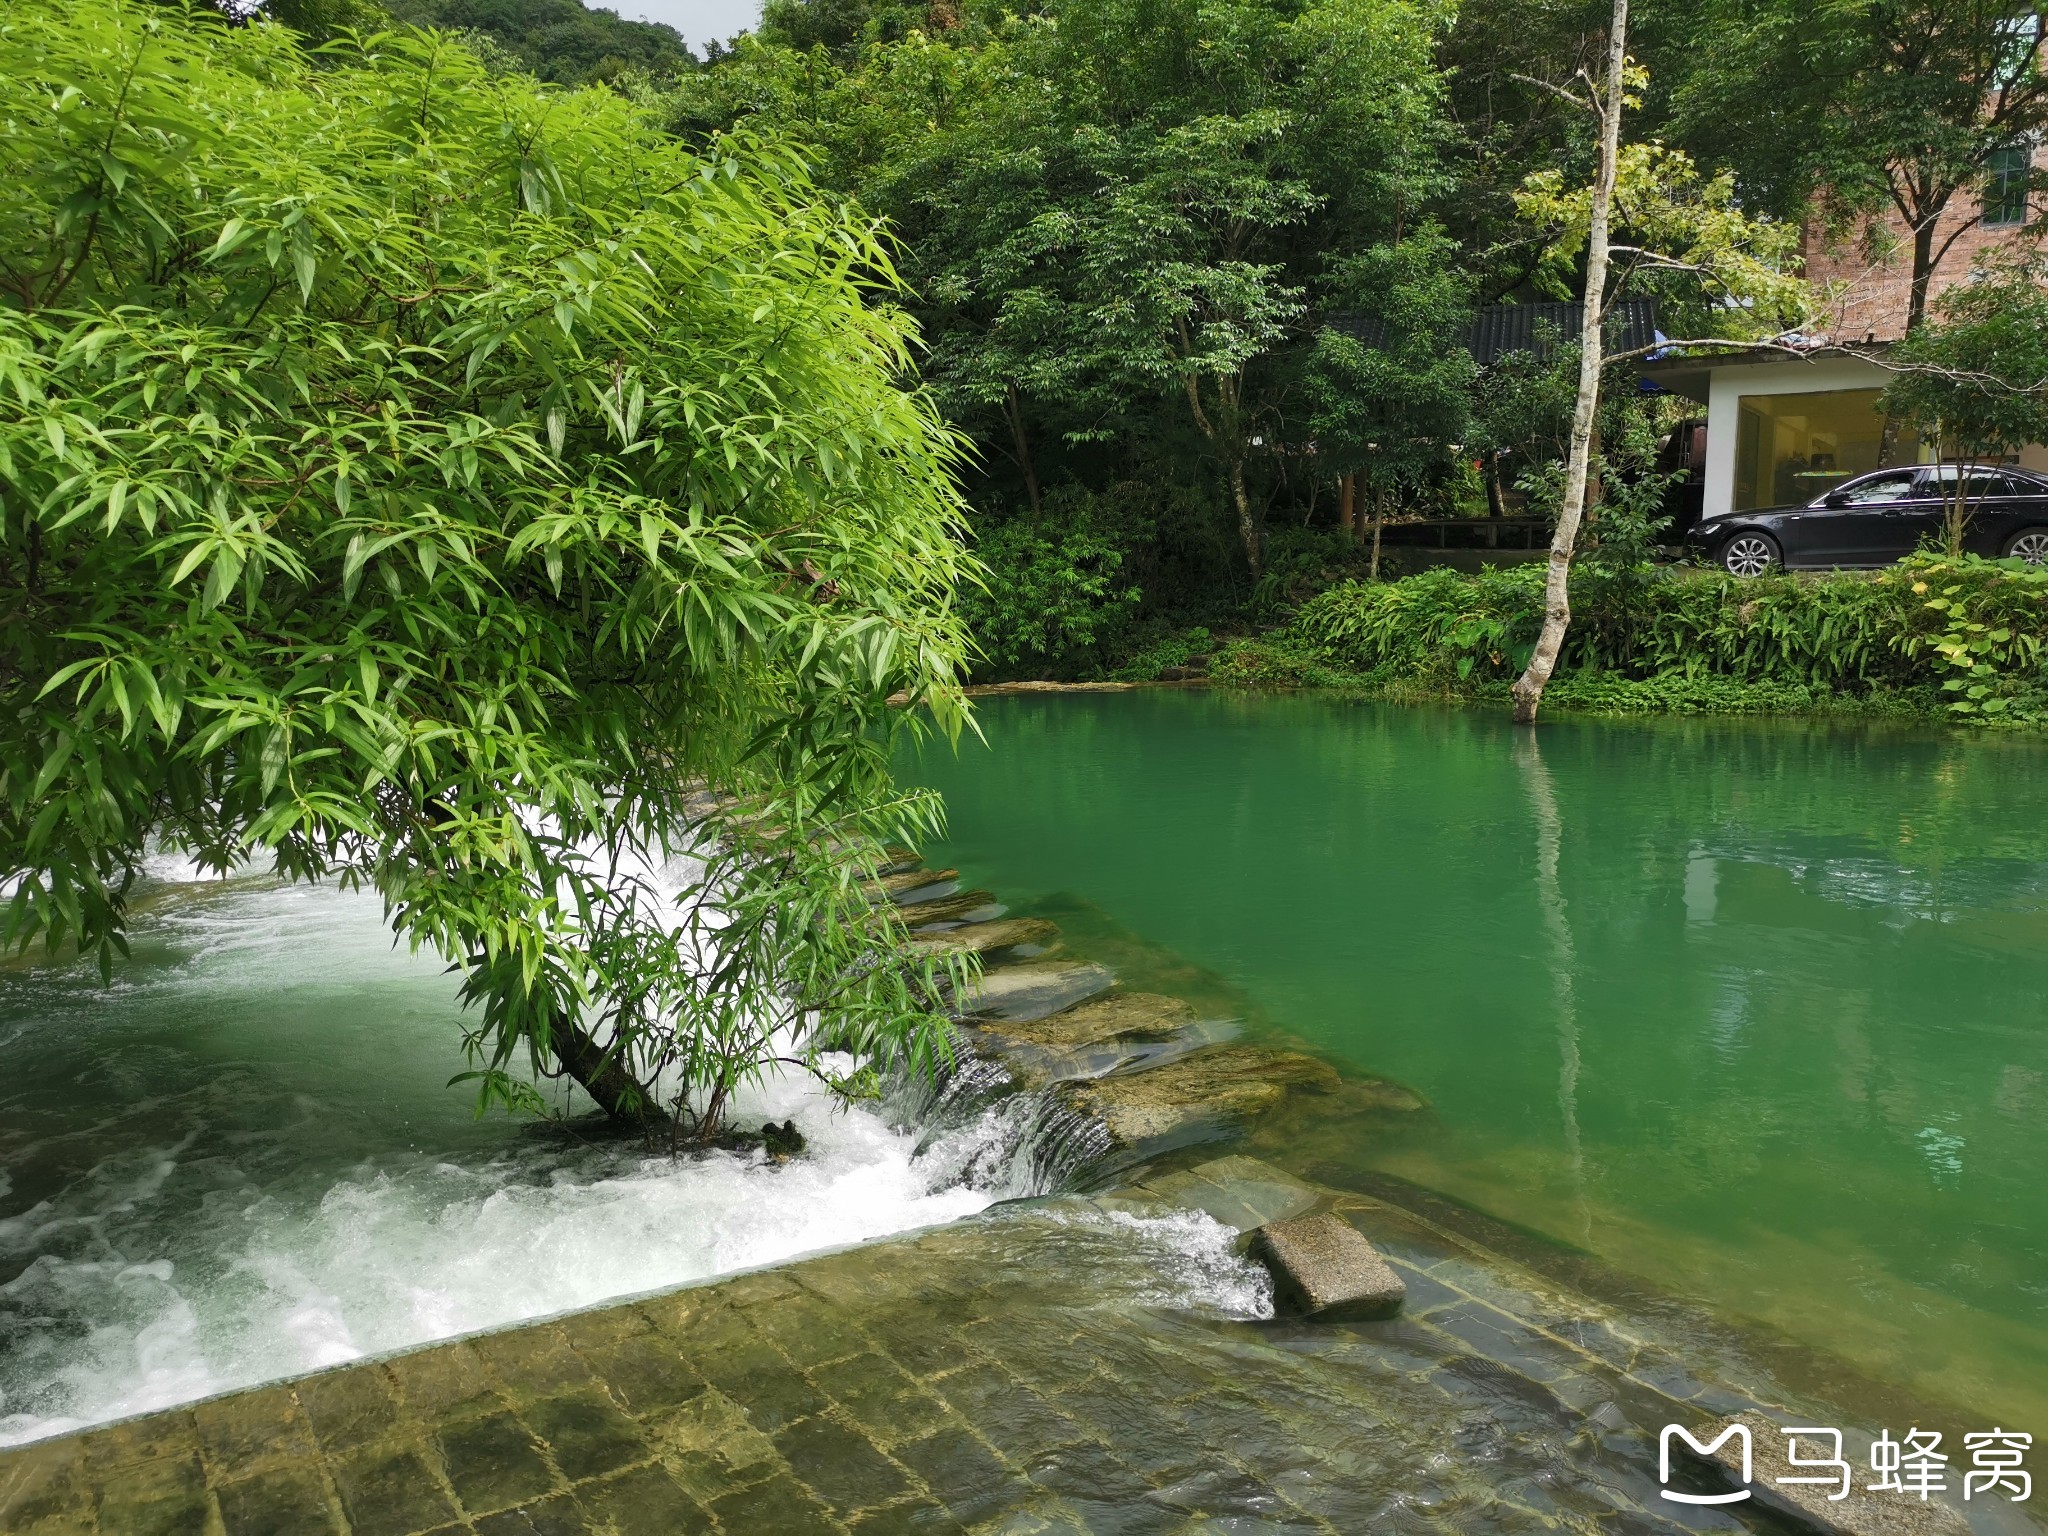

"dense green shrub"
[1267,555,2048,723]
[1111,626,1213,681]
[959,509,1140,679]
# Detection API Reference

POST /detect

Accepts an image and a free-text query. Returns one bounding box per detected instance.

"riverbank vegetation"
[0,0,972,1134]
[1212,553,2048,726]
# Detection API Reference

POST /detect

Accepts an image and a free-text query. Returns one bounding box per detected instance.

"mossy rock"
[953,960,1115,1022]
[896,889,1006,928]
[906,917,1060,959]
[966,993,1231,1085]
[862,866,960,903]
[1060,1045,1340,1155]
[978,991,1196,1050]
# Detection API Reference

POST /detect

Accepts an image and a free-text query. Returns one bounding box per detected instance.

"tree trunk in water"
[556,1018,656,1122]
[1230,457,1261,577]
[1006,380,1042,516]
[1510,0,1628,727]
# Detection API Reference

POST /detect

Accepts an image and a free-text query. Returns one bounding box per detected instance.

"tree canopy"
[0,0,974,1130]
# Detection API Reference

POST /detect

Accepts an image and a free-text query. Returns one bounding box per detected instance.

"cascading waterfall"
[0,861,1137,1447]
[890,1054,1116,1199]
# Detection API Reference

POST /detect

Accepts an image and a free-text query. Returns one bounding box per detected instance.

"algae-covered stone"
[1059,1045,1339,1154]
[1250,1211,1405,1320]
[906,918,1060,960]
[953,960,1115,1022]
[862,867,960,903]
[1682,1413,1970,1536]
[896,890,1006,928]
[965,992,1229,1083]
[1330,1077,1428,1114]
[983,992,1196,1050]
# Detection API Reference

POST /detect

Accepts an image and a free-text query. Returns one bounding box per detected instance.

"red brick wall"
[1802,156,2043,340]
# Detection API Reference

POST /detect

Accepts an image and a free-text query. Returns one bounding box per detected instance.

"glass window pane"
[1839,472,1919,504]
[1985,144,2031,227]
[1732,389,1918,509]
[1924,465,2022,497]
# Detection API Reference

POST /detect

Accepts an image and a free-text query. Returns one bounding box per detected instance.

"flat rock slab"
[967,993,1236,1084]
[1251,1211,1406,1320]
[1134,1155,1324,1234]
[906,917,1060,960]
[896,889,1006,928]
[979,991,1197,1050]
[863,867,960,904]
[953,960,1115,1022]
[1684,1412,1971,1536]
[1059,1045,1340,1154]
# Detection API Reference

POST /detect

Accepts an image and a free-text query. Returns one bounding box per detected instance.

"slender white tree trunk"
[1511,0,1630,726]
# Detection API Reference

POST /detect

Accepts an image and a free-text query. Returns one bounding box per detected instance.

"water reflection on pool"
[907,690,2048,1425]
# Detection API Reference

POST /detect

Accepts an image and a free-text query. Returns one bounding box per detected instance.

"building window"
[1733,389,1917,510]
[1985,143,2032,227]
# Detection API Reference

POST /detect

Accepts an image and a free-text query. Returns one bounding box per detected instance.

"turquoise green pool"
[907,689,2048,1426]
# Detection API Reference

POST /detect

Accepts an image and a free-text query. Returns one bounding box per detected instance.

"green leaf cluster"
[0,0,976,1129]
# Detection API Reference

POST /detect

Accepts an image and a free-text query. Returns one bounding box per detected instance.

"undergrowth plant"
[1258,554,2048,723]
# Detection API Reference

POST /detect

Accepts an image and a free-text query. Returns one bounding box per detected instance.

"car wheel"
[2003,527,2048,565]
[1722,532,1780,578]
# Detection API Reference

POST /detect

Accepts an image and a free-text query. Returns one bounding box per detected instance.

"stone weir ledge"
[1,861,2016,1536]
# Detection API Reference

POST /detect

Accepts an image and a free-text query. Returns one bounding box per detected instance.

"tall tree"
[1507,47,1808,720]
[1672,0,2048,333]
[669,0,1451,585]
[1513,0,1630,726]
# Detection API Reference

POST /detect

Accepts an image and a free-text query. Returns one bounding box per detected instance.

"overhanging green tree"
[0,0,975,1136]
[1881,258,2048,551]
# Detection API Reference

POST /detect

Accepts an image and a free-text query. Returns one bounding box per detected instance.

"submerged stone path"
[5,1161,2012,1535]
[2,865,2031,1536]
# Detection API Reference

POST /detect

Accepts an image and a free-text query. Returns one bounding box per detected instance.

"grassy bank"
[1197,554,2048,726]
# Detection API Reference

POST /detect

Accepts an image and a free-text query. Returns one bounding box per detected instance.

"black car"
[1684,463,2048,576]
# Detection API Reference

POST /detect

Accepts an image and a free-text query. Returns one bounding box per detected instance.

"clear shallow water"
[0,868,1012,1445]
[908,690,2048,1426]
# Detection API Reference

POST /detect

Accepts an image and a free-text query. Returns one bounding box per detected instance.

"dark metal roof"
[1324,299,1659,368]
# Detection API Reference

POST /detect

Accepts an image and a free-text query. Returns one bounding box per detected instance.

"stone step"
[967,991,1238,1084]
[1113,1154,1324,1234]
[895,889,1006,928]
[905,917,1060,960]
[978,990,1197,1051]
[951,960,1116,1022]
[861,867,960,904]
[1058,1045,1341,1158]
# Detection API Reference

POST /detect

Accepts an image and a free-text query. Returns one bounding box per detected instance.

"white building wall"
[1700,356,1893,519]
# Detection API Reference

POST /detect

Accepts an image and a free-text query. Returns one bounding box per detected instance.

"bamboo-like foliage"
[0,0,977,1131]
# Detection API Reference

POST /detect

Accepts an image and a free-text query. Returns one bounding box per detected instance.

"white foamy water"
[0,866,1011,1446]
[0,1068,998,1446]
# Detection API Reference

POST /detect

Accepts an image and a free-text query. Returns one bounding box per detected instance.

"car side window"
[1835,472,1919,505]
[1924,466,2024,498]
